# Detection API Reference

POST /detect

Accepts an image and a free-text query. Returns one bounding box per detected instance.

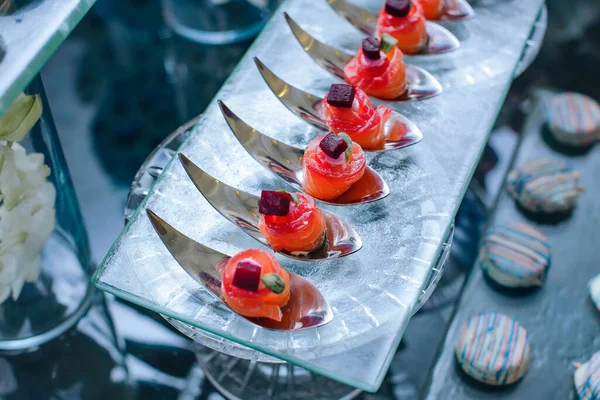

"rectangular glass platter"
[0,0,97,114]
[93,0,546,392]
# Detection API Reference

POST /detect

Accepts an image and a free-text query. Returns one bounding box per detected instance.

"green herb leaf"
[379,34,398,54]
[337,132,353,162]
[261,273,286,294]
[276,189,299,205]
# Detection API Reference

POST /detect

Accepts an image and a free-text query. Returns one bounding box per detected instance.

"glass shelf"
[93,0,546,392]
[0,0,97,115]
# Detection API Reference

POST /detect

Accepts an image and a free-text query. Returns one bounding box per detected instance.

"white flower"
[0,142,56,304]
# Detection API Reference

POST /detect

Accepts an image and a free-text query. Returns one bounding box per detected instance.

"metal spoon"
[147,209,334,331]
[283,13,444,102]
[178,154,363,261]
[254,57,423,151]
[321,2,463,53]
[218,101,390,206]
[327,0,474,26]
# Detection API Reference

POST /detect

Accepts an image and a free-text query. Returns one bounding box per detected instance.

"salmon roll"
[222,249,291,321]
[258,190,326,254]
[302,132,366,200]
[322,83,392,150]
[377,0,428,54]
[344,36,407,100]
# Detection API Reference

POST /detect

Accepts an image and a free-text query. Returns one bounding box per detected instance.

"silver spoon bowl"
[218,101,390,206]
[147,209,334,331]
[323,1,465,51]
[284,13,444,102]
[178,154,363,261]
[254,57,423,151]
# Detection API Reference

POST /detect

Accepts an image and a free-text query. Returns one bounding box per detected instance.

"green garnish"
[276,189,299,205]
[261,273,286,294]
[379,34,398,54]
[338,132,353,162]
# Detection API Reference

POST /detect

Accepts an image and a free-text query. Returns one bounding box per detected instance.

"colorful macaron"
[479,223,551,288]
[506,157,583,214]
[574,351,600,400]
[455,312,531,385]
[546,92,600,148]
[589,274,600,312]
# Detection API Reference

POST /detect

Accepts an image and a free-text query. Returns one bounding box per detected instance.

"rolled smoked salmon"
[323,84,392,150]
[302,133,366,200]
[222,249,291,321]
[259,191,326,254]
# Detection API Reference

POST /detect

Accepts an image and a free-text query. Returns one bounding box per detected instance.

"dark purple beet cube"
[319,132,348,159]
[385,0,412,17]
[259,190,291,216]
[326,84,356,108]
[362,37,381,60]
[232,261,262,292]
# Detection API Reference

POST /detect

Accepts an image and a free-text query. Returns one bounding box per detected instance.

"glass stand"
[0,76,131,397]
[125,121,454,399]
[0,76,95,352]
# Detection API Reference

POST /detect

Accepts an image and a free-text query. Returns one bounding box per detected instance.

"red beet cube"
[259,190,291,216]
[386,0,412,17]
[319,132,348,159]
[326,84,356,108]
[362,37,381,60]
[232,261,262,292]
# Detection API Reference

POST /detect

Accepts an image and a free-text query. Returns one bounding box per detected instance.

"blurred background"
[1,0,598,398]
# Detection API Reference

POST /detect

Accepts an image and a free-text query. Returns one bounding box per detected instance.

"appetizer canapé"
[377,0,428,54]
[344,36,407,100]
[322,83,392,149]
[302,132,366,200]
[258,190,327,254]
[222,249,291,321]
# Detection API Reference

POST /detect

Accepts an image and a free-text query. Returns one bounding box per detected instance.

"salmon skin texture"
[323,87,392,149]
[344,46,407,100]
[302,135,367,200]
[222,249,291,321]
[259,192,327,253]
[376,1,428,54]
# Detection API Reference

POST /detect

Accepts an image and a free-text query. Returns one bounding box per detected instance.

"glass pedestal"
[0,75,131,397]
[0,76,94,351]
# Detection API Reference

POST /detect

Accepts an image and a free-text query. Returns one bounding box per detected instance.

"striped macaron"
[546,92,600,147]
[574,351,600,400]
[480,223,551,288]
[506,157,583,213]
[455,312,531,385]
[589,274,600,312]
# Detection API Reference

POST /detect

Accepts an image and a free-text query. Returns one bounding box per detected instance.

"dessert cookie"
[574,351,600,400]
[506,157,583,214]
[546,92,600,147]
[480,223,550,288]
[455,312,531,385]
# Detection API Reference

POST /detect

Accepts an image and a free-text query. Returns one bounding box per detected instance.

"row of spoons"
[148,0,474,262]
[144,0,475,330]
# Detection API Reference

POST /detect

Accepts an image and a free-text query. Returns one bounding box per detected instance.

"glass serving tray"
[0,0,97,114]
[92,0,546,391]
